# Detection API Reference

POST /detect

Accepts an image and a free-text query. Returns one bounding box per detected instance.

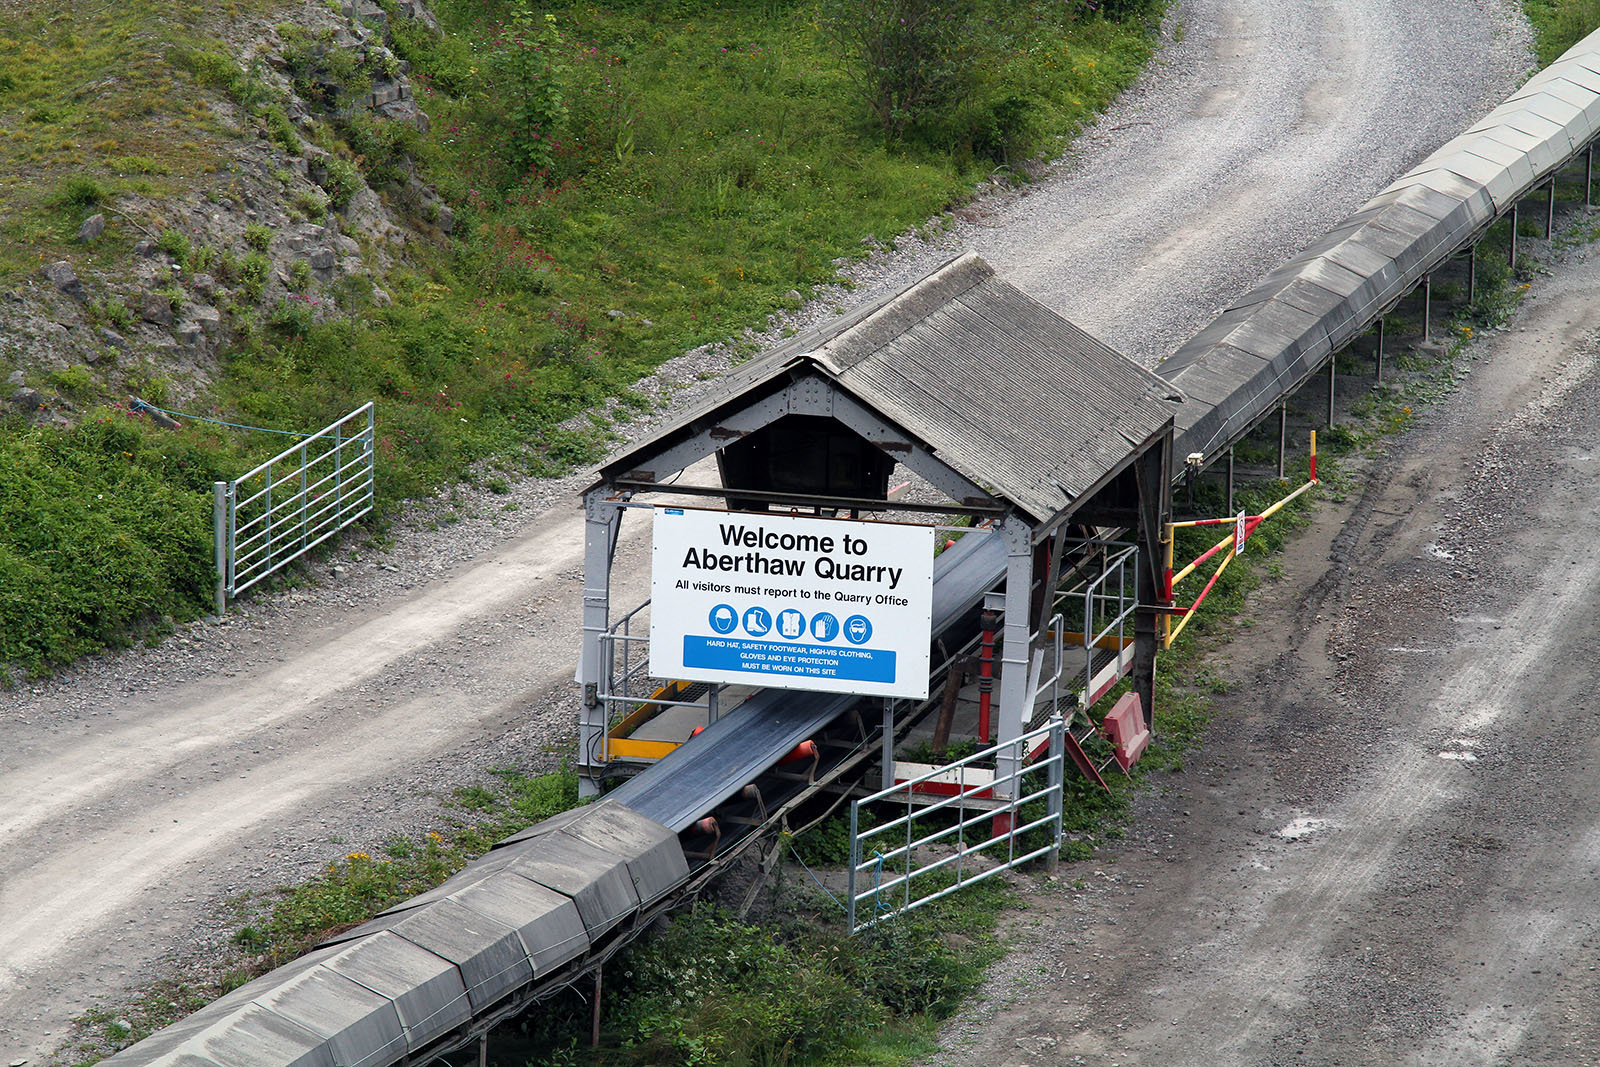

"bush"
[321,156,363,210]
[268,295,317,337]
[0,418,223,674]
[157,227,192,263]
[49,176,110,211]
[49,365,93,396]
[1527,0,1600,65]
[488,2,568,174]
[821,0,976,137]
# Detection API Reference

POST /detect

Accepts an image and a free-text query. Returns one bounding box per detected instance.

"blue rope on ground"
[129,399,313,438]
[871,849,892,920]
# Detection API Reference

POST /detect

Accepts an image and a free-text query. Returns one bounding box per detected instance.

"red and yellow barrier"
[1162,432,1319,648]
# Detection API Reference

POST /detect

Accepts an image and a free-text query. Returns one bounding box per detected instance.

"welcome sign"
[649,507,935,699]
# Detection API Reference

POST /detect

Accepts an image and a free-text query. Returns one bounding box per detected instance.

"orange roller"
[778,739,817,765]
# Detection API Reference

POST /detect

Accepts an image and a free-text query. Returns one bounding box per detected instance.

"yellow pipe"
[1161,522,1174,646]
[1167,544,1237,646]
[1172,529,1234,586]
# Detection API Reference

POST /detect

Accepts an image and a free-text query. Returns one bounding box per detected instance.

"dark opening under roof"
[594,254,1183,526]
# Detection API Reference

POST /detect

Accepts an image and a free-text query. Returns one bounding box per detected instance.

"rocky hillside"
[1,0,446,427]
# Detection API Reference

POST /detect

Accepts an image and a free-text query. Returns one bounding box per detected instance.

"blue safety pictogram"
[775,608,806,639]
[708,604,738,634]
[742,606,772,637]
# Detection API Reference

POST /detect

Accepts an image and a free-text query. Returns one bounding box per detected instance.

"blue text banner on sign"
[649,507,934,699]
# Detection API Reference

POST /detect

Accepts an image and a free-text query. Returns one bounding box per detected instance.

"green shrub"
[240,251,271,302]
[292,189,329,220]
[92,296,133,330]
[1526,0,1600,65]
[156,227,192,263]
[821,0,976,137]
[489,3,568,175]
[321,156,363,210]
[243,223,272,252]
[49,176,110,211]
[268,295,316,337]
[337,110,420,187]
[0,418,224,674]
[49,365,93,396]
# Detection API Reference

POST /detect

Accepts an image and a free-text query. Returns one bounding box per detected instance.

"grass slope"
[0,0,1165,675]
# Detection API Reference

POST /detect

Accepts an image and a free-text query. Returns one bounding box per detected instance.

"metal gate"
[212,402,375,612]
[847,716,1065,933]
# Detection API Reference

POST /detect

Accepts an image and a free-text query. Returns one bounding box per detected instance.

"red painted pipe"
[978,607,997,745]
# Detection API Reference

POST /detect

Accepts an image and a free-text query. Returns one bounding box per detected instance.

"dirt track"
[0,0,1530,1060]
[930,239,1600,1065]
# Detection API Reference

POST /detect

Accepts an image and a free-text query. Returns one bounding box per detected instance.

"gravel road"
[0,0,1530,1060]
[928,224,1600,1067]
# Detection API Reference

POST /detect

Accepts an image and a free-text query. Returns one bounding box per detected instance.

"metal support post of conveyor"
[579,488,624,799]
[1422,274,1431,345]
[1277,403,1287,480]
[992,516,1035,800]
[1226,447,1234,515]
[1326,356,1335,428]
[1548,176,1556,238]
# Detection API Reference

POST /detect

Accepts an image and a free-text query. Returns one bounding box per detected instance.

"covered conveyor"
[102,25,1600,1067]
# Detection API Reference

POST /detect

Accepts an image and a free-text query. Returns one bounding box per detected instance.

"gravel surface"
[924,220,1600,1065]
[0,0,1533,1061]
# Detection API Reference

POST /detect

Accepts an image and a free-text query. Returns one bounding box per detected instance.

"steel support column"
[993,515,1035,799]
[1548,176,1556,237]
[1277,403,1287,480]
[881,699,896,792]
[213,481,227,616]
[1422,274,1432,345]
[1225,446,1235,515]
[1510,202,1519,267]
[1587,144,1593,207]
[1131,441,1169,730]
[1468,242,1477,304]
[578,489,623,798]
[1327,356,1336,428]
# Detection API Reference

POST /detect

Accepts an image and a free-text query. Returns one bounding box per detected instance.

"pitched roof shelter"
[592,252,1185,531]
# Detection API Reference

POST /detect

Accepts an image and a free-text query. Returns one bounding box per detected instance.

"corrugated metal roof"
[595,254,1182,526]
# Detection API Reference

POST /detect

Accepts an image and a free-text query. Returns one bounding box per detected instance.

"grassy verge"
[1524,0,1600,65]
[0,0,1165,676]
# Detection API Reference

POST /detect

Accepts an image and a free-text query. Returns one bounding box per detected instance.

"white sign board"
[650,507,934,699]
